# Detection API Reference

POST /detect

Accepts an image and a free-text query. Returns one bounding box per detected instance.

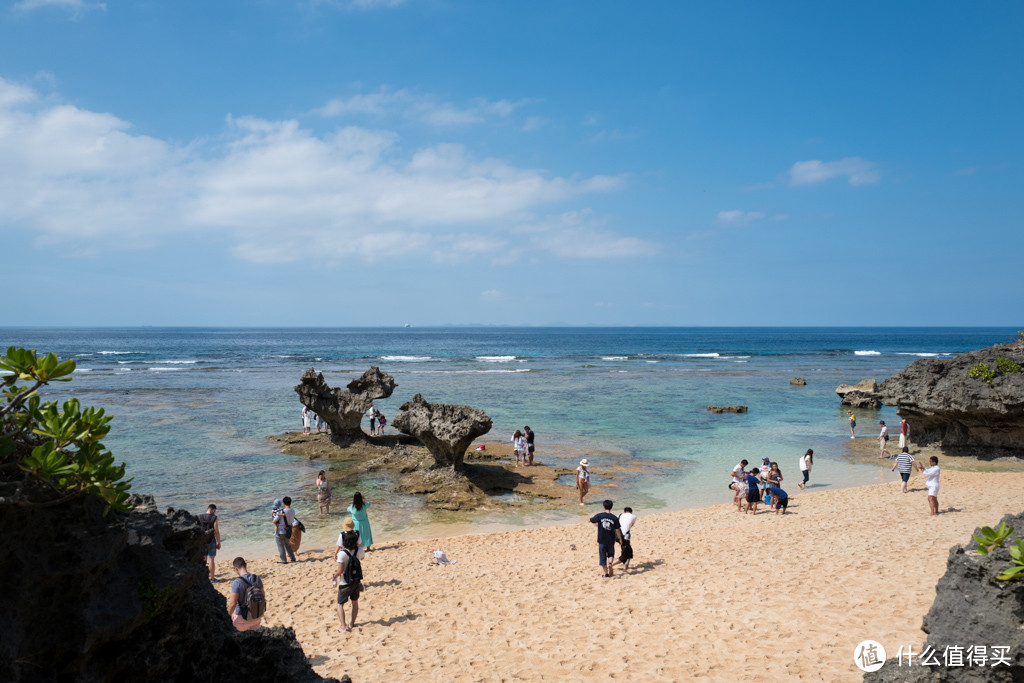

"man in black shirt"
[524,425,535,466]
[589,499,622,577]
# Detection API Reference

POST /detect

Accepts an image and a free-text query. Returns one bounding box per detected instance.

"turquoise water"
[2,327,1015,556]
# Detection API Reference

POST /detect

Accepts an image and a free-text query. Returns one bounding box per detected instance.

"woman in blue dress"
[347,492,373,550]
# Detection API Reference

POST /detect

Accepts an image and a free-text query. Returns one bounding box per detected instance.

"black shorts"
[598,543,615,566]
[528,444,535,454]
[337,582,362,604]
[900,472,910,483]
[776,497,788,511]
[619,539,633,562]
[746,490,761,504]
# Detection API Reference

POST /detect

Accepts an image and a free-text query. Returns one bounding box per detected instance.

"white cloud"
[787,157,879,186]
[313,87,529,127]
[480,289,502,299]
[0,77,632,265]
[12,0,106,15]
[311,0,406,10]
[716,210,765,226]
[515,210,656,260]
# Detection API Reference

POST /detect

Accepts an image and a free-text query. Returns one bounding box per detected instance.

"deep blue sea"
[2,327,1016,556]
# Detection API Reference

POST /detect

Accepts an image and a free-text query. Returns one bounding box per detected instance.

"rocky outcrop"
[790,377,807,386]
[835,379,883,409]
[707,405,747,413]
[295,366,396,446]
[864,510,1024,682]
[392,393,492,471]
[0,489,335,683]
[879,339,1024,457]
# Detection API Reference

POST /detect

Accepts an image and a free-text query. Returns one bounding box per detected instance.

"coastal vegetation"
[0,346,132,513]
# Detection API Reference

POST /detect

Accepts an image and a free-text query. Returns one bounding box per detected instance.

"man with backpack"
[271,498,297,563]
[331,528,365,632]
[198,503,221,582]
[227,557,266,631]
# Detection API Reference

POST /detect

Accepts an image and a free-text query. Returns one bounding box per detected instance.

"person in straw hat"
[576,459,591,505]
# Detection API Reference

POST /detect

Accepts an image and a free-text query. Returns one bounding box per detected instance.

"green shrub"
[0,347,132,513]
[997,539,1024,581]
[994,357,1023,375]
[968,362,995,384]
[973,522,1014,554]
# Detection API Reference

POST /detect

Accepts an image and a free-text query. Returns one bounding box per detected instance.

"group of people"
[729,451,811,515]
[301,405,328,435]
[510,425,536,466]
[366,406,387,436]
[875,417,910,458]
[589,500,637,577]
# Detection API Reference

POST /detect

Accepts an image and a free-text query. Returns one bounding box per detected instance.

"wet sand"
[215,469,1024,681]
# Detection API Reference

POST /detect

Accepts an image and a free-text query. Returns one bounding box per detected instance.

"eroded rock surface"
[836,379,883,409]
[790,377,807,386]
[879,339,1024,457]
[864,510,1024,682]
[707,405,748,413]
[294,367,397,446]
[392,393,492,470]
[0,490,335,683]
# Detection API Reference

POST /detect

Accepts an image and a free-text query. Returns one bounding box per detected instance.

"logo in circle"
[854,640,886,672]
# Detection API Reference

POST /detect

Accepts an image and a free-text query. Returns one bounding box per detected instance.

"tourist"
[284,496,303,555]
[798,449,812,489]
[917,456,940,515]
[272,498,296,563]
[316,414,326,434]
[524,425,535,466]
[302,406,311,435]
[589,499,622,578]
[730,459,748,507]
[848,410,856,439]
[891,447,915,493]
[878,421,891,458]
[899,418,910,450]
[616,506,637,571]
[317,470,332,515]
[376,412,386,435]
[366,406,376,435]
[576,459,591,505]
[744,468,762,514]
[766,462,783,504]
[332,528,365,632]
[511,429,524,466]
[336,516,361,557]
[198,504,221,582]
[767,485,789,514]
[348,492,373,550]
[227,557,265,632]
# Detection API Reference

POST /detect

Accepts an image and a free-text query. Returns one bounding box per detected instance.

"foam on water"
[854,350,881,356]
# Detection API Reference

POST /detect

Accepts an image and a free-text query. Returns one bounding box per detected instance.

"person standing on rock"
[302,406,311,435]
[524,425,535,466]
[847,411,856,439]
[366,406,376,436]
[590,499,622,578]
[917,456,940,515]
[891,447,915,493]
[227,557,265,632]
[511,429,525,466]
[348,492,373,550]
[576,459,591,505]
[878,421,891,458]
[198,504,221,582]
[272,499,296,563]
[899,418,910,450]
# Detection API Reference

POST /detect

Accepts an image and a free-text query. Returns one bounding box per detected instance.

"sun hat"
[272,498,282,507]
[343,518,355,530]
[579,458,589,467]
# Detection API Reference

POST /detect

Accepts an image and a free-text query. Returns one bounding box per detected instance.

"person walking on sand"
[615,506,637,571]
[317,470,332,515]
[284,496,304,555]
[917,456,940,515]
[524,425,535,466]
[511,429,524,467]
[848,410,856,439]
[891,447,915,494]
[878,421,891,458]
[302,406,311,435]
[272,498,296,563]
[332,529,365,632]
[348,492,373,550]
[227,557,266,632]
[899,418,910,450]
[336,517,362,558]
[198,504,221,582]
[798,449,813,489]
[590,499,622,578]
[730,459,748,507]
[576,459,592,505]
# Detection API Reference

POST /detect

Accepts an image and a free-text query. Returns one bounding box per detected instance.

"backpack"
[238,574,266,620]
[341,549,363,586]
[198,513,216,534]
[341,530,359,549]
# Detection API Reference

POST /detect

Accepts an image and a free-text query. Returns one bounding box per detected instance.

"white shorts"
[927,484,939,497]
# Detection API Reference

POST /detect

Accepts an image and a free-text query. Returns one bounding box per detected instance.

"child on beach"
[767,485,789,514]
[743,468,761,514]
[917,456,940,515]
[576,459,591,505]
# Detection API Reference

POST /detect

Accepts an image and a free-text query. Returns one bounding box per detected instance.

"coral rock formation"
[835,379,883,409]
[392,393,492,470]
[294,367,397,446]
[706,405,748,413]
[790,377,807,386]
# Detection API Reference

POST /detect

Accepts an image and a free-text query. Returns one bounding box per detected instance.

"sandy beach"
[214,469,1024,681]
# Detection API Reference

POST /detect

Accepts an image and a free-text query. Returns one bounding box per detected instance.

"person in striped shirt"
[890,447,915,493]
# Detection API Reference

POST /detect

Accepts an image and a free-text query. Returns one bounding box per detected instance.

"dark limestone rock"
[864,510,1024,682]
[392,393,492,471]
[879,339,1024,457]
[790,377,807,386]
[836,379,883,409]
[295,366,397,446]
[706,405,748,413]
[0,492,335,683]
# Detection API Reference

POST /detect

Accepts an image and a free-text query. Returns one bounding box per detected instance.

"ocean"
[2,326,1016,557]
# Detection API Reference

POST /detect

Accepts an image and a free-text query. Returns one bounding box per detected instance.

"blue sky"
[0,1,1021,326]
